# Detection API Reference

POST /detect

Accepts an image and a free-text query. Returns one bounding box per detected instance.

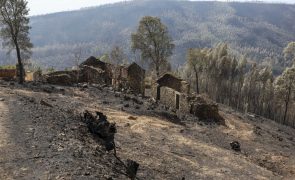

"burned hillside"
[1,80,295,179]
[0,1,295,179]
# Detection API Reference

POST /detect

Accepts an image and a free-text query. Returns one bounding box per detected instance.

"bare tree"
[72,44,86,83]
[275,66,295,124]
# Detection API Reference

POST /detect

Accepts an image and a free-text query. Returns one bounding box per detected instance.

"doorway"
[157,86,161,100]
[176,94,180,110]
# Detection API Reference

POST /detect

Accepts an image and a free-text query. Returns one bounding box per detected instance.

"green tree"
[275,66,295,124]
[131,16,174,77]
[283,42,295,66]
[0,0,33,84]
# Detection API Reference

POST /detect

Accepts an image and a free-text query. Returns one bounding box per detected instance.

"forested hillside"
[1,0,295,70]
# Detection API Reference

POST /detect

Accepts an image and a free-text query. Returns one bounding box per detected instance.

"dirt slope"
[0,81,294,179]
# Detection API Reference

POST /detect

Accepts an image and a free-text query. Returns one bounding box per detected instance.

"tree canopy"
[283,42,295,66]
[131,16,174,77]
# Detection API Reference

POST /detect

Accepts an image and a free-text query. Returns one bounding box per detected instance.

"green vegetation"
[0,65,16,69]
[132,16,174,77]
[283,42,295,66]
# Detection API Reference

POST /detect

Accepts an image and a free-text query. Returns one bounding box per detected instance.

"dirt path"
[0,88,36,179]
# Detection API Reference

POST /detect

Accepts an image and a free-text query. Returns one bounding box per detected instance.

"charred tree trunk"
[156,64,160,78]
[15,42,24,84]
[283,86,291,124]
[195,71,200,94]
[83,111,117,151]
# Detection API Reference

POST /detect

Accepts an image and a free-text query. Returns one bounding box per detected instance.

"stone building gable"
[79,56,116,85]
[152,73,190,112]
[80,66,107,84]
[156,73,190,94]
[79,56,105,68]
[127,62,145,95]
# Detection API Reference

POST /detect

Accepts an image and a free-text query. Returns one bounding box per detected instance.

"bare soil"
[0,81,295,180]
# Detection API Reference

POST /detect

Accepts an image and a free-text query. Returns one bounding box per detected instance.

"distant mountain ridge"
[0,0,295,70]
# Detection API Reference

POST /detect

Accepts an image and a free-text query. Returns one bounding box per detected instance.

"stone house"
[152,73,224,124]
[80,56,114,85]
[80,56,145,95]
[80,66,107,84]
[126,63,145,96]
[152,73,191,113]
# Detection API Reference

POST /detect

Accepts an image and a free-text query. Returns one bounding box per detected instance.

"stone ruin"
[44,56,146,95]
[190,95,225,125]
[44,70,79,86]
[0,69,16,81]
[152,73,225,124]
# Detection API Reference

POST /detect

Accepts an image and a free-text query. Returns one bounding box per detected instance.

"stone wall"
[0,69,16,80]
[179,94,191,113]
[45,70,79,85]
[127,63,145,95]
[80,66,107,84]
[190,96,225,124]
[46,74,73,86]
[158,86,190,113]
[157,74,190,94]
[43,57,146,95]
[160,87,177,109]
[78,57,146,95]
[33,71,43,82]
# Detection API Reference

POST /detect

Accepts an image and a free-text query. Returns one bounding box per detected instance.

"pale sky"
[28,0,124,16]
[28,0,294,16]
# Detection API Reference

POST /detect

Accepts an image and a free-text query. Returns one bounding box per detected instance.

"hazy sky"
[28,0,124,15]
[28,0,294,16]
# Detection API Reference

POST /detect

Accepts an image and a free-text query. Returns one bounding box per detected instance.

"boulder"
[230,141,241,152]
